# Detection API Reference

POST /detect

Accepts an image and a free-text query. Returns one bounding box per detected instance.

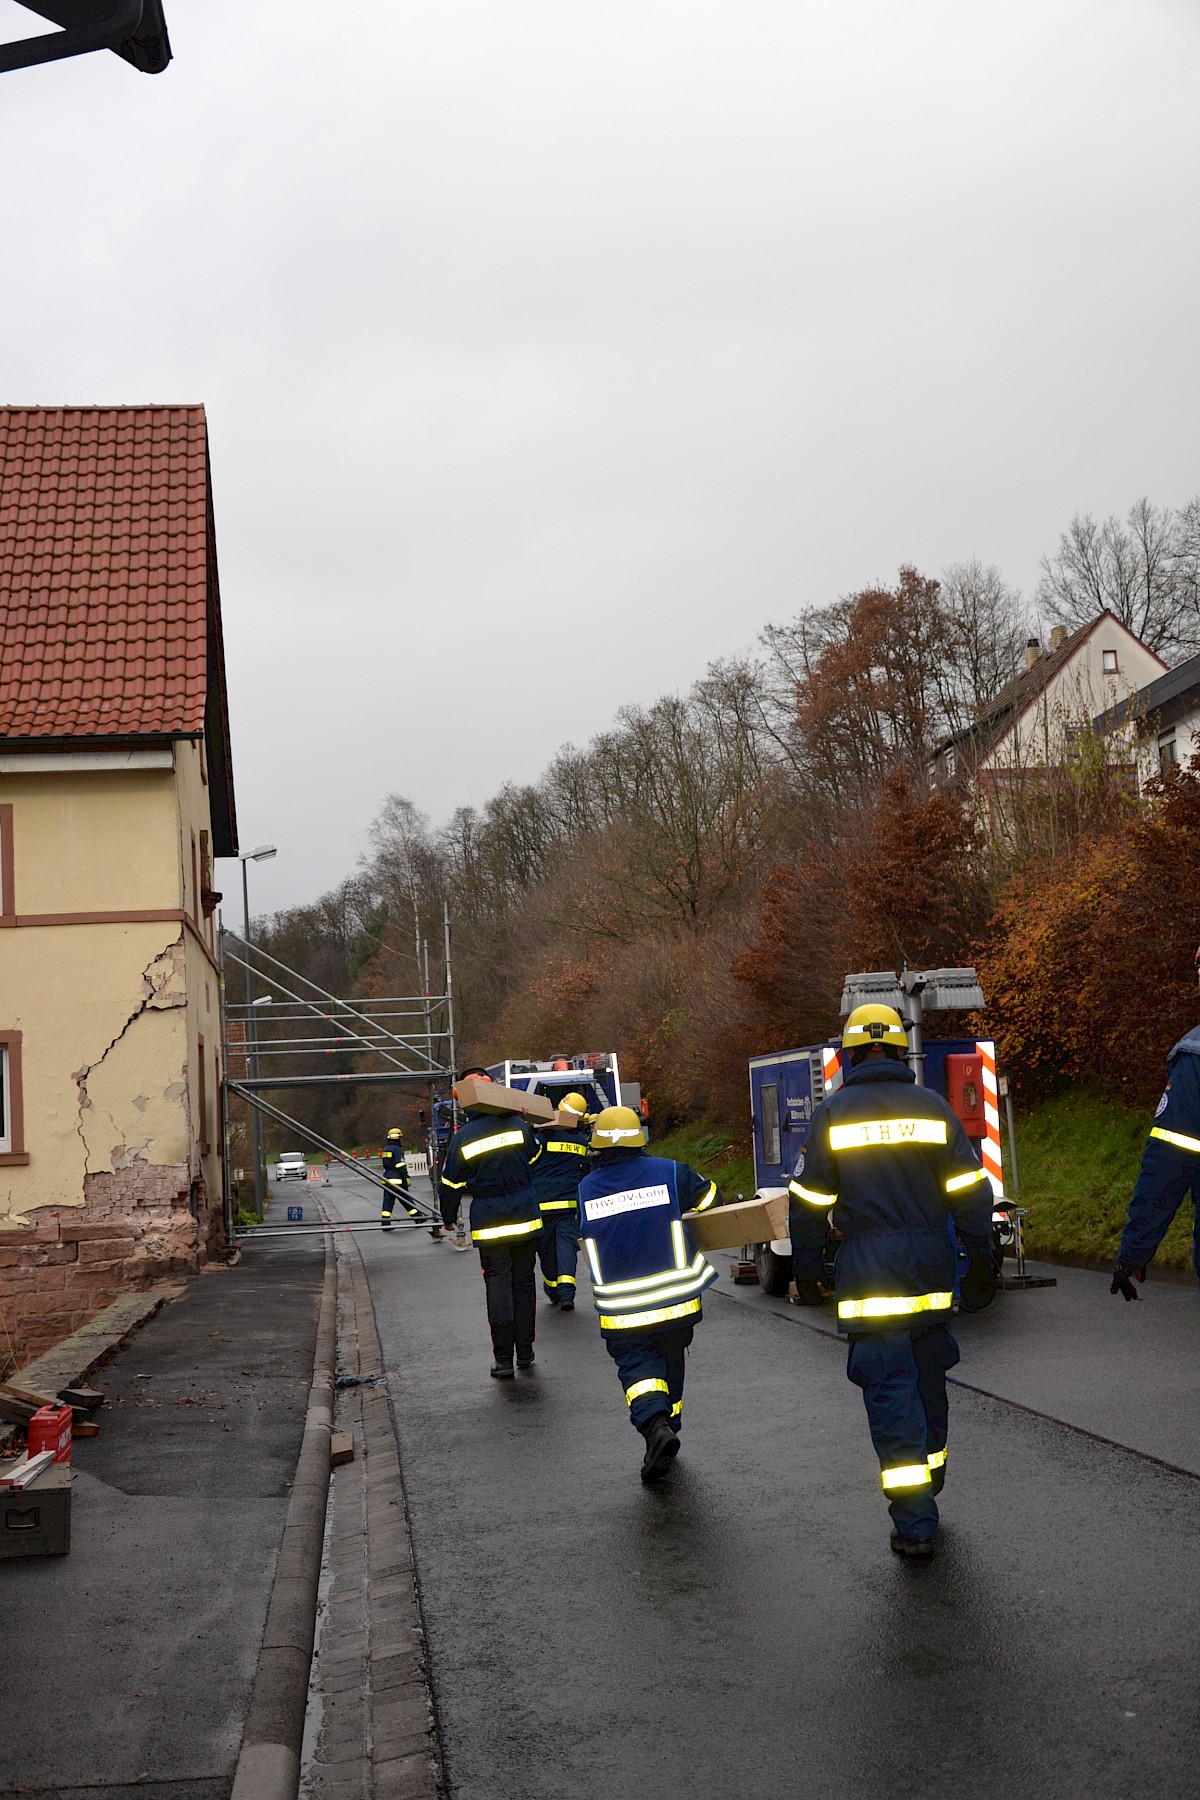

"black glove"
[1110,1263,1146,1302]
[959,1253,997,1312]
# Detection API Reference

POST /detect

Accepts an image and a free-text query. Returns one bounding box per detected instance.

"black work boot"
[890,1530,935,1560]
[516,1346,535,1370]
[381,1217,393,1232]
[490,1359,515,1380]
[640,1415,681,1484]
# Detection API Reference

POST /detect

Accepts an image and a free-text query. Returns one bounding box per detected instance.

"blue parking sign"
[287,1205,304,1222]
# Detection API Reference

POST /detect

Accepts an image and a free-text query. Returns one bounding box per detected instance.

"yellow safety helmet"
[386,1127,404,1139]
[589,1105,648,1149]
[842,1004,908,1051]
[559,1092,589,1119]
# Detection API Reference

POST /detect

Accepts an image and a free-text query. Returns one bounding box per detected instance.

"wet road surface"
[327,1168,1200,1800]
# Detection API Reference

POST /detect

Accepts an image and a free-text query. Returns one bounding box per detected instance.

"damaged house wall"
[0,759,224,1367]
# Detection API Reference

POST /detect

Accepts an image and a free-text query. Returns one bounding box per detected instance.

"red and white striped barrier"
[821,1047,844,1095]
[976,1039,1004,1197]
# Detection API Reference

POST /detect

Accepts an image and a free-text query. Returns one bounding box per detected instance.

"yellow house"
[0,405,238,1364]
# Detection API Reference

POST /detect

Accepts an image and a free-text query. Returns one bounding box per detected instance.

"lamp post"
[238,845,277,1218]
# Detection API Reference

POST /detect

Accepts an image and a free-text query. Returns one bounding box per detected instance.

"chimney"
[1050,625,1068,652]
[1024,638,1041,670]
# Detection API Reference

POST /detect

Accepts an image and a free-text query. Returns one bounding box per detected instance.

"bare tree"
[938,558,1032,723]
[1037,498,1200,659]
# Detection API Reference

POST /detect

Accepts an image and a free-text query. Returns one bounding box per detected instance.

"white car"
[274,1152,308,1182]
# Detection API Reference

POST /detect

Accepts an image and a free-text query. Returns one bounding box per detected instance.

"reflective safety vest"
[440,1111,543,1245]
[578,1152,719,1332]
[531,1123,589,1212]
[790,1061,991,1335]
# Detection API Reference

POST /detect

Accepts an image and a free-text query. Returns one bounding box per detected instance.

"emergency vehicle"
[747,1037,1018,1297]
[485,1053,646,1124]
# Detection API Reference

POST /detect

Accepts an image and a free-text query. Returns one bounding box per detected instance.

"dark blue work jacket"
[381,1143,409,1186]
[1120,1028,1200,1270]
[578,1151,719,1332]
[440,1111,543,1245]
[530,1123,590,1213]
[790,1061,991,1335]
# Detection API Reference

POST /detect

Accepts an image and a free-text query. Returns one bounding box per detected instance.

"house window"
[1159,733,1179,774]
[0,1031,29,1165]
[1102,649,1119,674]
[760,1083,781,1167]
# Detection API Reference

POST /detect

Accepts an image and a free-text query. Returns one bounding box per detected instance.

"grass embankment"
[647,1123,756,1204]
[654,1093,1195,1273]
[1010,1088,1194,1270]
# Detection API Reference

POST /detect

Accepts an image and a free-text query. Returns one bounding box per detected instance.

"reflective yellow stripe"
[439,1176,467,1190]
[546,1141,587,1155]
[1150,1126,1200,1154]
[927,1447,947,1470]
[599,1297,703,1331]
[691,1181,717,1212]
[828,1118,948,1151]
[838,1291,953,1321]
[461,1130,525,1160]
[881,1464,933,1492]
[594,1267,712,1310]
[671,1219,688,1270]
[539,1200,577,1211]
[670,1400,682,1418]
[593,1253,708,1295]
[789,1180,836,1207]
[584,1237,603,1283]
[558,1274,576,1286]
[624,1378,670,1404]
[471,1218,543,1242]
[945,1167,989,1193]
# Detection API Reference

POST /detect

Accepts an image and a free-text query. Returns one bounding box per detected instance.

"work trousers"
[478,1241,539,1363]
[846,1323,959,1541]
[381,1179,419,1220]
[538,1210,580,1303]
[604,1323,694,1434]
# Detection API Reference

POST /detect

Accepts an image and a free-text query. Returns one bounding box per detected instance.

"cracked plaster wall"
[0,921,191,1221]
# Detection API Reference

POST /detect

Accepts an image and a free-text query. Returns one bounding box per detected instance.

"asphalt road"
[0,1226,324,1800]
[327,1165,1200,1800]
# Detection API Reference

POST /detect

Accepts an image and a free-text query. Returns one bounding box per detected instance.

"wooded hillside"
[250,494,1200,1148]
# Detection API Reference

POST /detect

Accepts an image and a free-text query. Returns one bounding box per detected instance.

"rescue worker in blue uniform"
[533,1090,590,1310]
[439,1074,544,1379]
[578,1106,720,1483]
[380,1127,419,1231]
[789,1005,993,1559]
[1112,949,1200,1301]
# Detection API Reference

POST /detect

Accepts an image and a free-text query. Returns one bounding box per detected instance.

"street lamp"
[238,846,277,1218]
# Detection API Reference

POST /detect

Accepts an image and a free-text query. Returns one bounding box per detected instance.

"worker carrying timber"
[789,1005,993,1560]
[1112,946,1200,1301]
[533,1091,590,1310]
[439,1069,545,1379]
[578,1106,720,1484]
[380,1127,421,1232]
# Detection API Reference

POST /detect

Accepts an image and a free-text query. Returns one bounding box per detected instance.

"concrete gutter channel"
[233,1211,444,1800]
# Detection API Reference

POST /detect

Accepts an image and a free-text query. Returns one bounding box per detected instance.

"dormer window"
[1102,649,1119,674]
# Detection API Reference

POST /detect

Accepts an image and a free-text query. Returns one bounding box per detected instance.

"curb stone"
[302,1222,443,1799]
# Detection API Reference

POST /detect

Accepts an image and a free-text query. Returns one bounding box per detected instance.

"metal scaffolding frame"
[218,905,458,1244]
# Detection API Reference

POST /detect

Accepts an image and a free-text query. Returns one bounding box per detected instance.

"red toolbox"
[28,1404,73,1465]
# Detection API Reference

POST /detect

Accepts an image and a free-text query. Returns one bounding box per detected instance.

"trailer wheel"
[754,1243,793,1296]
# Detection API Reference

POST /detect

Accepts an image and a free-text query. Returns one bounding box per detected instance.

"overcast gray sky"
[4,0,1198,915]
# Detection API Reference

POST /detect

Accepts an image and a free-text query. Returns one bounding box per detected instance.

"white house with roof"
[1093,650,1200,786]
[932,612,1169,803]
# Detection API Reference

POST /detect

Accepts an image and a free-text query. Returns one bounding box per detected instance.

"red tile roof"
[0,406,212,740]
